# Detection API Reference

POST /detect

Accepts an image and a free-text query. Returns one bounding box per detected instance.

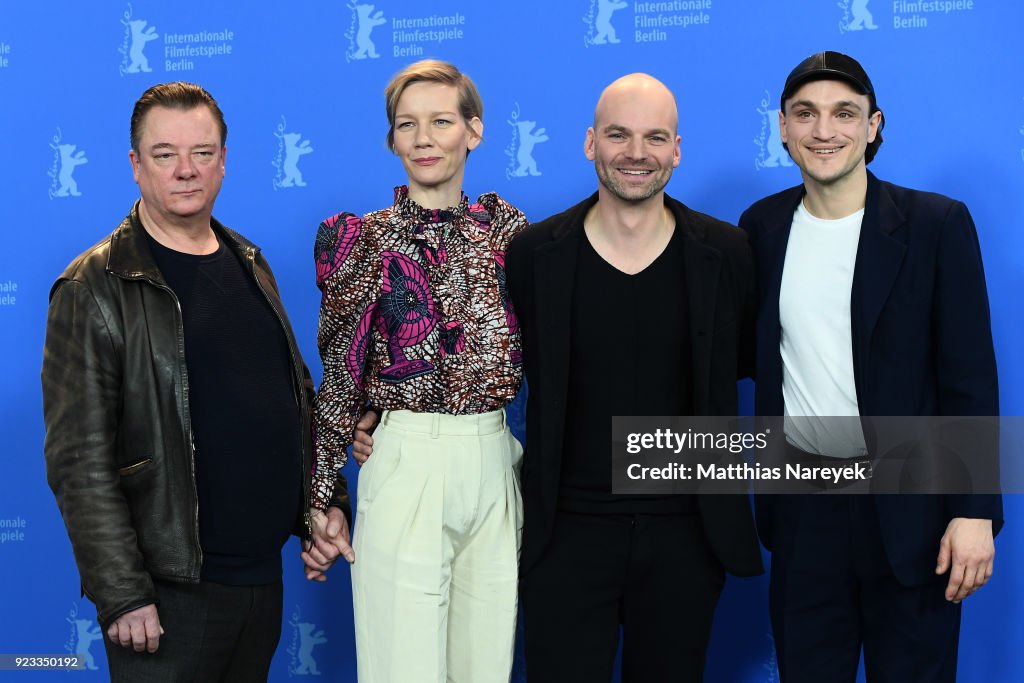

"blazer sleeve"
[931,201,1002,527]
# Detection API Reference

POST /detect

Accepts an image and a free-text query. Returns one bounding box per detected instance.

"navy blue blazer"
[739,171,1003,586]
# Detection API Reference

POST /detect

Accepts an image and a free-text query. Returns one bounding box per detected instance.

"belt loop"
[380,409,390,427]
[431,414,440,439]
[501,408,507,432]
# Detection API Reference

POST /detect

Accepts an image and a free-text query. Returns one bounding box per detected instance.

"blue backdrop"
[1,1,1021,680]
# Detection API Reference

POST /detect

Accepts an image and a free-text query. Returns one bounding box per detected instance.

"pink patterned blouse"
[311,186,528,509]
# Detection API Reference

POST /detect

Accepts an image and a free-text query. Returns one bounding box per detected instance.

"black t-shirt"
[559,225,696,514]
[147,230,301,585]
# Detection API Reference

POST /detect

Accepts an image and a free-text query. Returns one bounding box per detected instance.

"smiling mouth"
[414,157,441,166]
[811,147,842,156]
[618,168,653,176]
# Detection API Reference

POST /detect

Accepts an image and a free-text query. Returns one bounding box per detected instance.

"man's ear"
[129,149,140,183]
[584,127,596,161]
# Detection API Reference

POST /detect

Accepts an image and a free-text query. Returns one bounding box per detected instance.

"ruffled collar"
[392,186,491,247]
[393,185,469,224]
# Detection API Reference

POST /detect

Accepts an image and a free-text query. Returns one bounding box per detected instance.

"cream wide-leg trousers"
[351,409,523,683]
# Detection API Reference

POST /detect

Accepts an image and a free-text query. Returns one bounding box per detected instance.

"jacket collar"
[549,192,598,240]
[107,200,259,282]
[764,170,902,232]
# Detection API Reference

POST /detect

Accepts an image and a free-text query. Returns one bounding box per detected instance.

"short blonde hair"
[384,59,483,152]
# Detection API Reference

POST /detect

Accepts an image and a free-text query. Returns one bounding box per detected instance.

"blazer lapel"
[759,201,798,345]
[535,236,578,421]
[532,204,585,517]
[754,189,801,415]
[851,173,907,405]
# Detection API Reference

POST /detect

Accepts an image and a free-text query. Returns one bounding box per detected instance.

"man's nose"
[175,154,198,178]
[812,115,836,140]
[624,136,647,161]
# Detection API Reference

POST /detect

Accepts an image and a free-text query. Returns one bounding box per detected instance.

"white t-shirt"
[779,201,867,458]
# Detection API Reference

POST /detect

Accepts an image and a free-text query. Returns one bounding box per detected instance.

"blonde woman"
[307,60,526,682]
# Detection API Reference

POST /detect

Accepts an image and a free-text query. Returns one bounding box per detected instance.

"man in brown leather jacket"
[41,81,350,682]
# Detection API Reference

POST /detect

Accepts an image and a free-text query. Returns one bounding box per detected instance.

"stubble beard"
[595,160,671,203]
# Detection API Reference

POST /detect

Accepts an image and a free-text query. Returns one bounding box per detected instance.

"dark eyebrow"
[833,100,864,112]
[790,99,864,112]
[602,124,630,134]
[148,142,217,152]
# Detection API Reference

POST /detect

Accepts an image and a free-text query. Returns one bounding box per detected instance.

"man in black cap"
[739,52,1001,682]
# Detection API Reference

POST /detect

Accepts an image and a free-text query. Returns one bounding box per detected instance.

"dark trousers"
[104,579,283,683]
[521,511,725,683]
[769,496,961,683]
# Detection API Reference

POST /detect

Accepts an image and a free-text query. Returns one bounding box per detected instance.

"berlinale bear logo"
[119,5,160,75]
[349,2,387,60]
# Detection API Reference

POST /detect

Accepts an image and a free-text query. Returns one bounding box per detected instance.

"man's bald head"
[593,73,678,133]
[585,73,682,204]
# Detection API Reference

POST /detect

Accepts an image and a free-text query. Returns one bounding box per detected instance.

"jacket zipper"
[120,273,204,578]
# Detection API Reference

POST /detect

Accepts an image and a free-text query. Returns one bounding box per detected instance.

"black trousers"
[103,579,283,683]
[521,511,725,683]
[769,496,961,683]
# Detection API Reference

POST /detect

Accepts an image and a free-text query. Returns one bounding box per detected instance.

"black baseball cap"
[780,51,875,110]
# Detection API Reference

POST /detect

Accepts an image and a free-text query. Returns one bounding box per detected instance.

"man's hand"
[936,517,995,603]
[107,604,163,653]
[352,410,380,465]
[302,507,354,581]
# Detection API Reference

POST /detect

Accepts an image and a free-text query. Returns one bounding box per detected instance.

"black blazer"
[739,171,1003,586]
[506,192,763,578]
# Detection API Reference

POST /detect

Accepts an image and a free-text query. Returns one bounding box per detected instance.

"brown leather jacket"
[42,202,351,626]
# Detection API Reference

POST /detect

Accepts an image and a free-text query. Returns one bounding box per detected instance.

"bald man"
[505,74,763,682]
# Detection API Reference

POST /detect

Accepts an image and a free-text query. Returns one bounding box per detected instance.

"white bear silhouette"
[511,121,549,177]
[55,144,88,197]
[594,0,627,44]
[126,19,159,73]
[295,622,327,675]
[73,619,102,670]
[352,4,386,59]
[847,0,878,30]
[280,132,313,187]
